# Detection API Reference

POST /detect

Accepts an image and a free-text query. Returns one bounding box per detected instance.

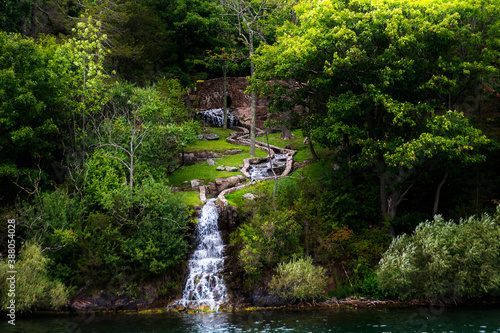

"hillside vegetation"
[1,0,499,311]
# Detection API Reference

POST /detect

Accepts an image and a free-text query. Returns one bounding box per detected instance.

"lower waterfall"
[173,198,227,311]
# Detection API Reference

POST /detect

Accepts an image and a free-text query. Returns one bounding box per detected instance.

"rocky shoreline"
[63,293,500,314]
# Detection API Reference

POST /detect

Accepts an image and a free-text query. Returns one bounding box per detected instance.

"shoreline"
[9,296,500,318]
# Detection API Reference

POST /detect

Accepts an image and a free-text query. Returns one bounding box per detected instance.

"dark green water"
[1,306,499,333]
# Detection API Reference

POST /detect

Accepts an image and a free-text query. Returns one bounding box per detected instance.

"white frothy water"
[248,154,288,181]
[176,199,227,311]
[197,108,239,128]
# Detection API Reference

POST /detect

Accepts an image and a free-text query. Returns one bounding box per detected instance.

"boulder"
[204,133,220,140]
[224,149,243,155]
[242,193,256,201]
[190,179,202,188]
[225,166,239,172]
[207,158,217,166]
[216,165,226,171]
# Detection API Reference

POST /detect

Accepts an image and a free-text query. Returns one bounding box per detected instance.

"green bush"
[0,242,69,313]
[236,209,302,276]
[269,256,327,302]
[377,207,500,303]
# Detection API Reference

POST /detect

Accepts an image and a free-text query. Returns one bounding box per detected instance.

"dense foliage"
[0,243,69,312]
[377,208,500,302]
[0,0,499,309]
[253,0,498,221]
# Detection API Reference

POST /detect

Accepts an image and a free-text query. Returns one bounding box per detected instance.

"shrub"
[268,256,327,302]
[236,209,302,276]
[0,242,69,312]
[377,207,500,303]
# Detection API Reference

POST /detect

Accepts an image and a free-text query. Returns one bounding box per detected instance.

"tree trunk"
[266,131,277,211]
[129,136,134,220]
[433,172,448,216]
[280,110,292,139]
[82,60,87,167]
[249,31,256,156]
[223,60,228,129]
[308,139,318,160]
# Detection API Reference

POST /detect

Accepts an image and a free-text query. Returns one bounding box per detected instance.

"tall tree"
[0,33,70,200]
[67,16,109,167]
[254,0,497,222]
[220,0,293,155]
[206,46,245,128]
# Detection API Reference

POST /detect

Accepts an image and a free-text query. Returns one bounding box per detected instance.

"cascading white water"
[196,108,239,128]
[176,199,227,311]
[248,154,288,181]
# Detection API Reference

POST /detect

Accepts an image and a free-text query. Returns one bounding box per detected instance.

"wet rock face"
[217,205,240,244]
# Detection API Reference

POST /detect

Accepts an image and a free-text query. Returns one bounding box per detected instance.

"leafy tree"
[0,0,33,33]
[122,178,190,276]
[141,0,225,82]
[253,0,497,222]
[96,81,197,213]
[18,189,82,252]
[67,16,110,166]
[221,0,294,154]
[206,46,245,128]
[0,242,69,312]
[0,32,71,200]
[377,207,500,303]
[234,208,302,276]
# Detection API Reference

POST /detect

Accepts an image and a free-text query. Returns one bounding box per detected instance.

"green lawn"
[167,128,267,187]
[174,190,202,206]
[225,161,329,206]
[186,128,240,153]
[168,128,331,199]
[256,129,332,162]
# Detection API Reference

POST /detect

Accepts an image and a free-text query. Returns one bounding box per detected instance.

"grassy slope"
[171,127,333,206]
[255,129,332,162]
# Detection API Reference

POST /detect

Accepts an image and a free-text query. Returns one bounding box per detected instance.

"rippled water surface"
[2,306,500,333]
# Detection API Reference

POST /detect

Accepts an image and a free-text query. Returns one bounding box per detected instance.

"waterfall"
[196,108,239,128]
[248,154,288,181]
[176,199,227,311]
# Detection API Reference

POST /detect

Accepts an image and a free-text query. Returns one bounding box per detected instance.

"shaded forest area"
[1,0,500,312]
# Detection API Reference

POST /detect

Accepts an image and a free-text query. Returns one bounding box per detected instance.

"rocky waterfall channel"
[167,122,297,311]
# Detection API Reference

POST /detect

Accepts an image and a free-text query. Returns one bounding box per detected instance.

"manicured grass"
[225,162,327,207]
[167,128,267,187]
[256,129,332,162]
[186,128,240,153]
[168,127,330,195]
[174,190,202,206]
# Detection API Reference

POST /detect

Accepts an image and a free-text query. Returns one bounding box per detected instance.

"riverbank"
[63,295,500,316]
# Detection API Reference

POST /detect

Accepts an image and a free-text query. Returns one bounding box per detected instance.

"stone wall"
[194,77,269,128]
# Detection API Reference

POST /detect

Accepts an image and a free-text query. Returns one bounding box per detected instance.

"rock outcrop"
[194,77,270,128]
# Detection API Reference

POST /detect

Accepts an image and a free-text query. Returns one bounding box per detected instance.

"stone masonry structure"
[192,77,269,128]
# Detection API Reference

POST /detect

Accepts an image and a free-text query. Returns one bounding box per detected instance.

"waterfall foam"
[248,154,288,181]
[196,108,239,128]
[173,199,227,311]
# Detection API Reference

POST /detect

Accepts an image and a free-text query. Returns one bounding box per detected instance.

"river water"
[1,306,499,333]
